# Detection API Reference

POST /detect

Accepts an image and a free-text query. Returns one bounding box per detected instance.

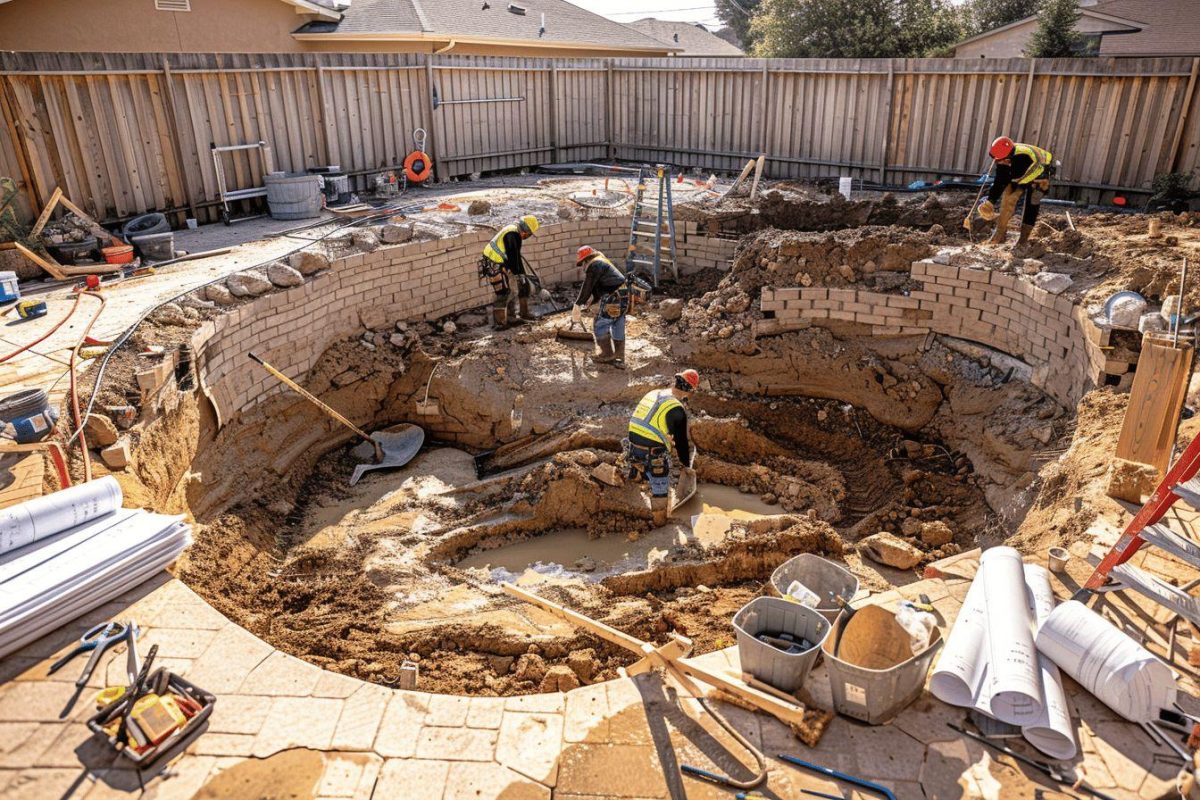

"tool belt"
[600,286,629,319]
[623,437,670,478]
[478,256,503,282]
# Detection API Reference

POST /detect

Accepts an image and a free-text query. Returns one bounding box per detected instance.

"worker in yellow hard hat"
[480,215,539,329]
[974,136,1056,247]
[624,369,700,526]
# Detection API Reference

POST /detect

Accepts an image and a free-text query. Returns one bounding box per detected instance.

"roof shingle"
[626,19,744,57]
[1091,0,1200,56]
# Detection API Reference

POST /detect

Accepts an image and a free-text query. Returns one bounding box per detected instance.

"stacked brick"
[189,218,733,426]
[758,259,1118,407]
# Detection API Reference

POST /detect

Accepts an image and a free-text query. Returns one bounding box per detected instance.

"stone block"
[99,439,131,470]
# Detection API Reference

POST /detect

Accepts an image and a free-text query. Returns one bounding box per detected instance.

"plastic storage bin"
[733,596,830,693]
[130,231,175,261]
[0,271,18,303]
[821,604,943,725]
[769,554,859,624]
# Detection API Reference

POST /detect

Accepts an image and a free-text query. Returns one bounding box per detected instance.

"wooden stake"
[29,187,63,239]
[749,154,766,199]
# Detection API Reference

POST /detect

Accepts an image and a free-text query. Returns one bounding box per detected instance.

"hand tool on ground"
[249,352,423,485]
[963,161,995,237]
[776,755,896,800]
[798,790,846,800]
[49,620,137,689]
[117,643,158,747]
[555,317,594,342]
[948,723,1116,800]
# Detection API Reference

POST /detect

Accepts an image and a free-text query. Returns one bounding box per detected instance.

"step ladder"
[1080,434,1200,627]
[625,164,677,287]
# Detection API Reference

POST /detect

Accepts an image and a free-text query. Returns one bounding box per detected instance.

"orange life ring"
[404,150,432,183]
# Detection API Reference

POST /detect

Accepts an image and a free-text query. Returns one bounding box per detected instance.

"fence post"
[0,76,42,212]
[1169,57,1200,173]
[758,61,770,157]
[549,60,560,164]
[1016,58,1037,141]
[423,54,441,182]
[605,60,615,162]
[314,65,334,167]
[159,57,199,221]
[880,60,895,186]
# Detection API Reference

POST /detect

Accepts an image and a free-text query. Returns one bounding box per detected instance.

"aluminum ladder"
[1079,433,1200,627]
[624,164,677,286]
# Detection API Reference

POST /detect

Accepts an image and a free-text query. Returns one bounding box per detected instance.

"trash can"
[265,172,323,220]
[733,596,830,693]
[769,554,859,624]
[821,604,943,725]
[130,231,175,261]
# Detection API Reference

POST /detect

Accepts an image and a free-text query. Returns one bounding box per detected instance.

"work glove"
[977,199,997,221]
[571,305,583,325]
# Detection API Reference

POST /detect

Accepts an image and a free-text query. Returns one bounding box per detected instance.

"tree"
[750,0,965,59]
[715,0,762,51]
[1026,0,1083,57]
[965,0,1039,36]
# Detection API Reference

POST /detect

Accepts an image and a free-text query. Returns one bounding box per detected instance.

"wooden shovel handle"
[249,352,378,453]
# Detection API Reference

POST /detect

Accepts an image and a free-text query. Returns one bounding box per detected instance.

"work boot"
[492,307,508,330]
[1016,223,1034,247]
[612,339,626,370]
[651,495,669,527]
[518,297,536,321]
[592,337,616,365]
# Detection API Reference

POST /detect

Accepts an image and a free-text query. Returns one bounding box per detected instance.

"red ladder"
[1081,433,1200,593]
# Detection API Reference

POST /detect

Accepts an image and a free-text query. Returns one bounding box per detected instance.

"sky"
[568,1,724,29]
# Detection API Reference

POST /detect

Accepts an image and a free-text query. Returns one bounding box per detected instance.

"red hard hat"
[576,245,596,264]
[989,136,1015,160]
[675,369,700,392]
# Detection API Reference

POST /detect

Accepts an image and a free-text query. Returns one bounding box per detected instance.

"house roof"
[625,18,744,57]
[294,0,676,53]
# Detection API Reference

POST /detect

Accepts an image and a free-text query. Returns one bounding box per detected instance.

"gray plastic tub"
[265,172,323,220]
[769,554,859,624]
[130,231,175,261]
[733,596,830,693]
[821,604,943,725]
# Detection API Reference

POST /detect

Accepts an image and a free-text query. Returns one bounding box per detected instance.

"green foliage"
[1151,171,1197,201]
[715,0,763,51]
[965,0,1039,35]
[1026,0,1083,58]
[750,0,965,58]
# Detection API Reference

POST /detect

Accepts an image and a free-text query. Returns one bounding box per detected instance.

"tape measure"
[16,300,47,320]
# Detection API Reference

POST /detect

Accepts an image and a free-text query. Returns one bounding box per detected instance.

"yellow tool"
[93,685,127,709]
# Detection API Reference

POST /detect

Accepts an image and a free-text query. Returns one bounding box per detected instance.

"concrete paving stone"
[236,650,323,696]
[920,738,977,798]
[251,697,343,757]
[604,679,653,746]
[187,732,257,757]
[0,680,103,723]
[1092,720,1179,793]
[424,693,471,727]
[16,603,132,660]
[1,767,91,800]
[496,711,565,785]
[564,683,610,744]
[466,696,507,729]
[135,626,219,660]
[316,752,382,798]
[184,624,274,694]
[313,669,364,699]
[373,692,431,758]
[0,722,58,768]
[205,694,274,735]
[557,744,669,798]
[33,722,118,768]
[414,724,499,761]
[0,657,42,684]
[505,693,566,714]
[893,696,968,745]
[103,653,190,688]
[331,683,390,751]
[142,599,232,631]
[142,754,219,800]
[442,761,551,800]
[372,758,450,799]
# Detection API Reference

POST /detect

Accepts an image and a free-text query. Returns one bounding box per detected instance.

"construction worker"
[571,246,629,368]
[480,215,539,329]
[625,370,699,526]
[977,136,1055,247]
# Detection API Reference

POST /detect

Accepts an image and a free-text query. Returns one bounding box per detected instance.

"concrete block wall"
[189,218,737,426]
[759,260,1116,406]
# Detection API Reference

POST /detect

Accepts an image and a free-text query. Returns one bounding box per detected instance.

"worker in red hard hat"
[625,369,700,526]
[974,136,1056,247]
[480,215,540,329]
[571,245,631,368]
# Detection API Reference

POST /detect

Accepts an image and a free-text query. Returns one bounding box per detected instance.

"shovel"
[555,319,594,342]
[249,352,424,485]
[668,449,698,514]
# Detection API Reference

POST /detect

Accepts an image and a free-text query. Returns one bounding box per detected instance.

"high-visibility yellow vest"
[628,389,683,447]
[1013,143,1054,185]
[483,224,520,264]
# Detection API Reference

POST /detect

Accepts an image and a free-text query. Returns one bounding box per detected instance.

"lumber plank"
[1115,337,1194,473]
[29,186,63,238]
[13,241,67,279]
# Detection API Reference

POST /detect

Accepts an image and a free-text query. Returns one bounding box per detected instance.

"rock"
[487,655,514,675]
[659,299,685,322]
[181,294,215,311]
[1139,312,1167,333]
[390,333,409,347]
[83,413,119,447]
[380,223,414,244]
[798,272,813,286]
[457,313,487,328]
[575,451,598,467]
[900,517,923,537]
[725,292,751,314]
[267,500,293,517]
[1020,258,1044,275]
[352,229,380,252]
[1032,272,1072,294]
[836,264,856,282]
[565,649,600,683]
[1107,293,1146,328]
[151,302,190,326]
[1031,424,1054,445]
[266,262,304,288]
[919,521,954,548]
[442,321,457,335]
[99,439,131,470]
[1106,458,1159,504]
[591,463,622,487]
[202,283,233,306]
[901,440,923,459]
[574,557,597,573]
[860,531,924,570]
[291,250,330,275]
[467,199,491,216]
[513,653,547,684]
[226,271,272,297]
[539,665,581,693]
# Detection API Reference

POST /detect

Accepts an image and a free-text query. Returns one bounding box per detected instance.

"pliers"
[49,620,139,689]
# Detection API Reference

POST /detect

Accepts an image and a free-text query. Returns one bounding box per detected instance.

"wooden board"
[1116,337,1195,474]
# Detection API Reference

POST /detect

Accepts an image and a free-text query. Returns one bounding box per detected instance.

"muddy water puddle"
[459,483,779,582]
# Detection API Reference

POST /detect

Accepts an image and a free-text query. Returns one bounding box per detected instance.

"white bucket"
[839,177,853,200]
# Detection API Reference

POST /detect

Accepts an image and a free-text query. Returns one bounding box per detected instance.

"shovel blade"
[348,424,425,485]
[669,469,697,514]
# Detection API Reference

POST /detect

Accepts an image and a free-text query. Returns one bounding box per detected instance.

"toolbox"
[87,672,216,768]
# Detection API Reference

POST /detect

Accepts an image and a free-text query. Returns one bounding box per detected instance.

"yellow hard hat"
[519,215,539,235]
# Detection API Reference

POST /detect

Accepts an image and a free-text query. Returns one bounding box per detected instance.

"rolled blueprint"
[1036,600,1176,723]
[979,547,1042,724]
[0,476,122,555]
[929,567,988,708]
[1013,565,1076,759]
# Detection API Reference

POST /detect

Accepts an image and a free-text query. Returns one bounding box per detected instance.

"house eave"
[291,31,676,54]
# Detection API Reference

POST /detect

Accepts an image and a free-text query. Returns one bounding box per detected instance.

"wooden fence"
[1,51,1197,226]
